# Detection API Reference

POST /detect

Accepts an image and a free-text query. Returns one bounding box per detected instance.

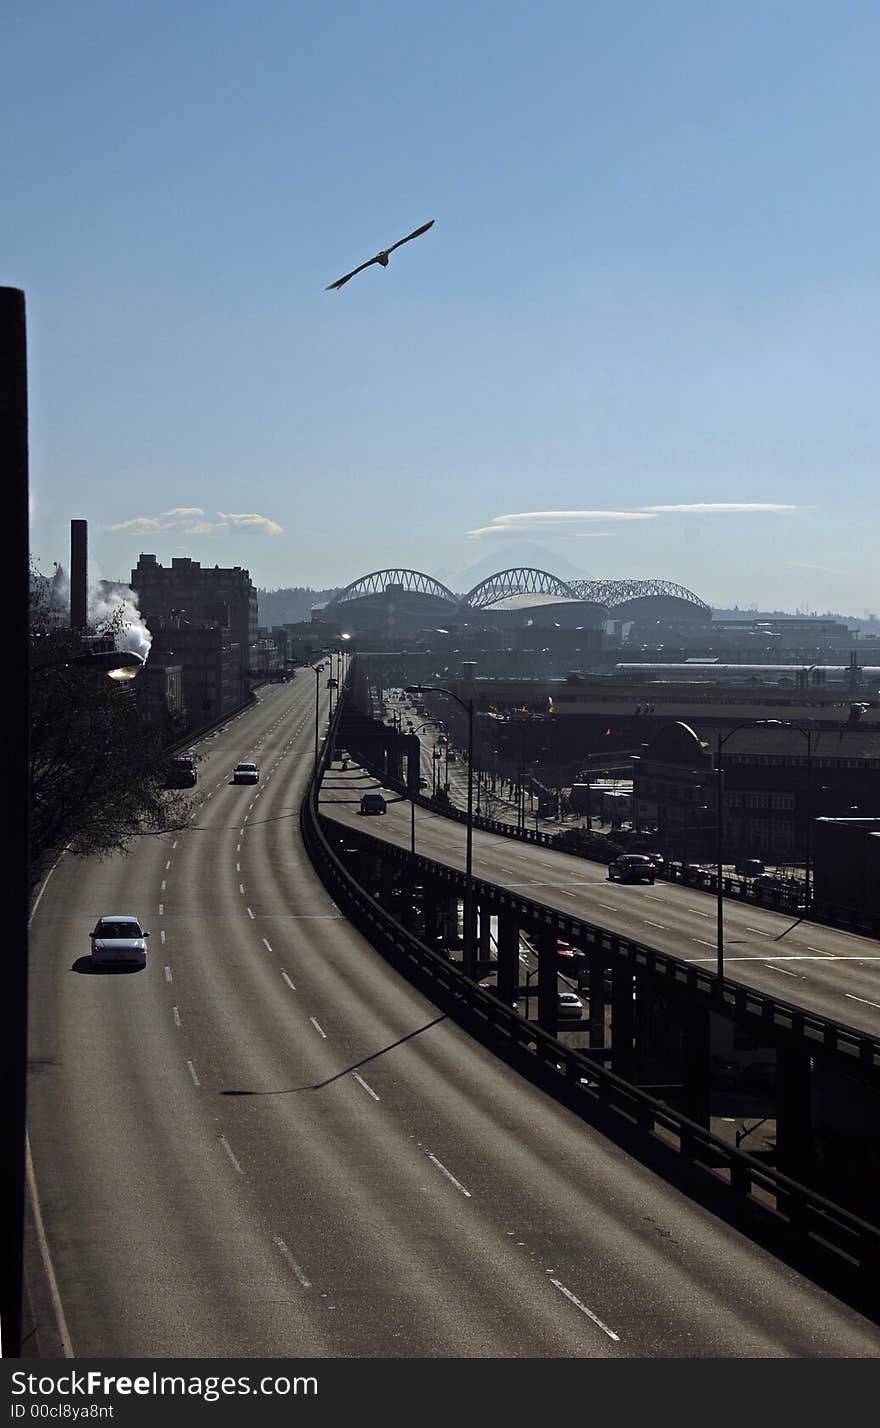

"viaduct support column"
[681,978,711,1128]
[496,910,519,1010]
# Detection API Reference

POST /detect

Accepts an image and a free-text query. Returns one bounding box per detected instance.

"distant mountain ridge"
[257,586,340,626]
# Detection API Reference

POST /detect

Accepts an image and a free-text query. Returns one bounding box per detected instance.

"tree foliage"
[29,579,192,889]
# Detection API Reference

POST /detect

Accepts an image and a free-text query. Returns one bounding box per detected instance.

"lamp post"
[715,717,815,981]
[312,662,325,783]
[407,683,475,978]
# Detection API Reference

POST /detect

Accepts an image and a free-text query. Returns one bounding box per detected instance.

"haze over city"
[6,2,878,613]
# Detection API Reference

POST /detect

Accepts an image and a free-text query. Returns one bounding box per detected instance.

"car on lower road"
[557,991,584,1020]
[232,761,260,784]
[608,854,656,884]
[90,915,150,969]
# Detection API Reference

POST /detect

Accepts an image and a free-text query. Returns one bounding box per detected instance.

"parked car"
[557,991,584,1020]
[232,761,260,784]
[360,792,387,815]
[89,915,150,969]
[608,854,656,885]
[736,858,765,877]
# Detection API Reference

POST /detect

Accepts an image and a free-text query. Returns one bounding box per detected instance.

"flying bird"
[325,219,435,291]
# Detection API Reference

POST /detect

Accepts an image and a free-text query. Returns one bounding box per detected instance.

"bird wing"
[325,255,381,291]
[385,218,435,255]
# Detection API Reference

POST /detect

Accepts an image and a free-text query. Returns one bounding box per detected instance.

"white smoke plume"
[49,566,153,661]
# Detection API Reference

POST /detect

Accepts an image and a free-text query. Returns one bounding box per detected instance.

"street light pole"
[407,683,475,978]
[312,662,324,784]
[715,717,816,982]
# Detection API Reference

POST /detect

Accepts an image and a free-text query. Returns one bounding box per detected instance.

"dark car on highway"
[608,854,656,885]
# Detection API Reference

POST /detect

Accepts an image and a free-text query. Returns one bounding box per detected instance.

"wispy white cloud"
[103,516,166,531]
[466,510,656,538]
[101,508,283,537]
[786,560,846,576]
[466,502,803,539]
[217,511,283,536]
[640,502,800,514]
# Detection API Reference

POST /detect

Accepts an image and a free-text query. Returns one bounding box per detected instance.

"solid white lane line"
[352,1072,379,1101]
[262,938,273,952]
[164,965,173,983]
[186,1060,201,1086]
[281,971,296,992]
[247,907,255,920]
[550,1278,620,1341]
[172,1006,181,1027]
[427,1153,471,1198]
[846,993,880,1010]
[309,1016,326,1038]
[274,1236,311,1288]
[25,1138,75,1358]
[219,1136,243,1175]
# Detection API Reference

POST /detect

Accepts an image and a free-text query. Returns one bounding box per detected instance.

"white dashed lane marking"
[274,1237,311,1288]
[550,1279,620,1342]
[427,1153,471,1198]
[309,1017,326,1038]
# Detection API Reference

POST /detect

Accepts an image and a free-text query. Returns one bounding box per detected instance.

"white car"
[232,761,260,784]
[90,915,150,969]
[557,991,584,1020]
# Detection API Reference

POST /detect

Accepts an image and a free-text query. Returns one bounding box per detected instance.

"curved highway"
[323,757,880,1039]
[27,681,880,1356]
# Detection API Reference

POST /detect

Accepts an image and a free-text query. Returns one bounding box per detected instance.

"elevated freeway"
[24,681,880,1356]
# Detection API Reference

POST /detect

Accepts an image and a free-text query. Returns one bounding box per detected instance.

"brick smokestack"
[70,518,87,629]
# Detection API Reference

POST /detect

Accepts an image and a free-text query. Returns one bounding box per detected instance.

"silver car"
[90,915,150,969]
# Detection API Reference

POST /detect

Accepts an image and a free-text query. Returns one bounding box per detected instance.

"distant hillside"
[257,587,341,626]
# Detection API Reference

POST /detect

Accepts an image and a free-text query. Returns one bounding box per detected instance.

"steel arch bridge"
[567,577,711,614]
[326,568,459,609]
[461,567,578,611]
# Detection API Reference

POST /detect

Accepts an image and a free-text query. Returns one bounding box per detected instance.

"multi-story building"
[149,623,242,729]
[131,555,258,682]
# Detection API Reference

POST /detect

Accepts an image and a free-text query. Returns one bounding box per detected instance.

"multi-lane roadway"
[26,680,880,1356]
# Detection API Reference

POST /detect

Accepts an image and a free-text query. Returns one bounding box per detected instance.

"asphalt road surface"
[26,681,880,1357]
[323,763,880,1040]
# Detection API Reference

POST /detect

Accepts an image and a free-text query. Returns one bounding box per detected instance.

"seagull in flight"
[325,219,435,291]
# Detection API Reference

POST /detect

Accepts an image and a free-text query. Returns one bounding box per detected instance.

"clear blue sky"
[5,1,878,613]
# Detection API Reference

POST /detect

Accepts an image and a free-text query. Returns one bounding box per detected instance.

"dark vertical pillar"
[587,951,607,1049]
[70,518,88,630]
[775,1045,812,1182]
[681,982,711,1127]
[1,287,28,1357]
[477,903,493,957]
[536,927,558,1038]
[496,910,519,1010]
[610,961,635,1081]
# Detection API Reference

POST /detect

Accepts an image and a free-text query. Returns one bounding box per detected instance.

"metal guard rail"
[301,775,880,1308]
